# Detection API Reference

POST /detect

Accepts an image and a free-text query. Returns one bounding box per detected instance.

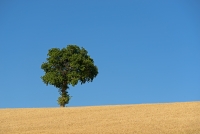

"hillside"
[0,102,199,134]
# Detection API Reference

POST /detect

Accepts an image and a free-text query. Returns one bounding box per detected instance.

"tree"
[41,45,98,107]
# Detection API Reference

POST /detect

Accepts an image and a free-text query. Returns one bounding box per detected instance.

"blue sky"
[0,0,199,108]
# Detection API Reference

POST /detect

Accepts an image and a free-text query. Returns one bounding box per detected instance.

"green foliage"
[41,45,98,107]
[57,96,71,107]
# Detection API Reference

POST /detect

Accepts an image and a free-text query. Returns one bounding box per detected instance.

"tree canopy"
[41,45,98,107]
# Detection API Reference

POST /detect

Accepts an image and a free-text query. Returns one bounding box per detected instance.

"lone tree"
[41,45,98,107]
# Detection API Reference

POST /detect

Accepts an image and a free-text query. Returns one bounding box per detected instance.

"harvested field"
[0,102,199,134]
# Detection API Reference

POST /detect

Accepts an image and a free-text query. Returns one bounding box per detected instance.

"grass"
[0,101,199,134]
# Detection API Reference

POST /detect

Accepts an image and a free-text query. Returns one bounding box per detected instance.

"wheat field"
[0,102,199,134]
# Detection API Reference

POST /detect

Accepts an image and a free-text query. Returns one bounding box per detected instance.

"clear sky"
[0,0,199,108]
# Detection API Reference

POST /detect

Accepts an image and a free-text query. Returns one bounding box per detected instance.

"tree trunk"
[60,104,65,107]
[58,84,69,107]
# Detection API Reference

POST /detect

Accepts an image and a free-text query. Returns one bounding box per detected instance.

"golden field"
[0,102,199,134]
